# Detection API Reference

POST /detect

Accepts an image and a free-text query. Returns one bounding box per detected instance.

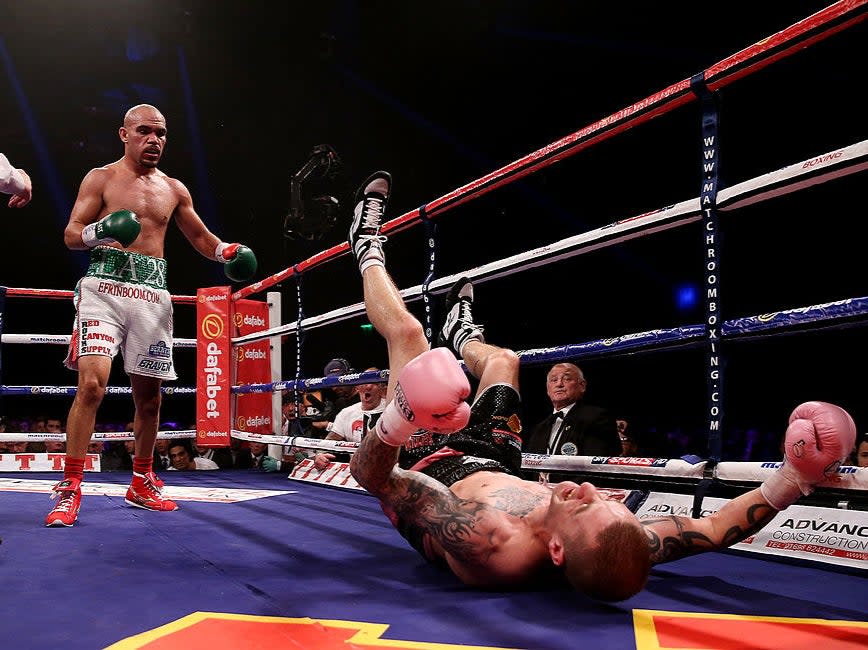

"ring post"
[691,72,724,466]
[196,286,232,448]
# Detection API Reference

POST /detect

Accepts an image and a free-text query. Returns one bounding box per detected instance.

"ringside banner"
[636,491,868,570]
[288,459,363,490]
[196,286,232,447]
[0,453,101,471]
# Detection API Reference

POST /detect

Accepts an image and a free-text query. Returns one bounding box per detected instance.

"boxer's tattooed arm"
[388,470,500,564]
[348,430,402,494]
[642,499,777,565]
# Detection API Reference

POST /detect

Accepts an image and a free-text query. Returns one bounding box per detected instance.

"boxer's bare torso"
[74,161,180,258]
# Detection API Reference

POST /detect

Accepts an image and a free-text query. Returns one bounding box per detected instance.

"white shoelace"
[457,299,483,334]
[358,197,387,244]
[50,490,77,512]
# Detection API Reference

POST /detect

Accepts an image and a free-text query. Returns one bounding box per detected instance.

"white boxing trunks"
[64,246,177,380]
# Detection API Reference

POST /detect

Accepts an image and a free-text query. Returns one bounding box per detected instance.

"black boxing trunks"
[399,382,523,484]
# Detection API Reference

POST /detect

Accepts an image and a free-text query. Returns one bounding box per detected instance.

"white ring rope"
[228,431,868,492]
[0,334,196,347]
[3,427,865,494]
[0,430,195,443]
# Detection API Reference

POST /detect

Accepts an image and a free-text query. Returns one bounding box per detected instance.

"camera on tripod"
[283,145,342,241]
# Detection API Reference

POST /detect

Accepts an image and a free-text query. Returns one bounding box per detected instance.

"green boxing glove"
[261,456,281,472]
[215,242,258,282]
[81,210,141,248]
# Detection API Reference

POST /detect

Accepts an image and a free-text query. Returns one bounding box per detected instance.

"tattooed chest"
[485,487,547,517]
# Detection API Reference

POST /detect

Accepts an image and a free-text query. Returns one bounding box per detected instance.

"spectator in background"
[852,432,868,467]
[197,442,233,469]
[281,391,322,439]
[87,439,105,456]
[153,438,171,471]
[122,440,135,469]
[7,441,29,454]
[44,440,67,454]
[197,436,253,469]
[0,152,33,208]
[310,358,360,436]
[522,362,620,482]
[313,369,387,470]
[273,397,324,470]
[167,441,218,471]
[87,439,111,468]
[304,391,330,421]
[227,437,255,469]
[248,442,270,469]
[101,440,134,471]
[32,415,47,433]
[324,358,359,406]
[41,417,67,454]
[617,417,642,457]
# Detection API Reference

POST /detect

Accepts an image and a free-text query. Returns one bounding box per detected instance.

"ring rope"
[0,334,196,347]
[1,386,196,396]
[0,430,195,443]
[2,427,866,495]
[3,288,197,304]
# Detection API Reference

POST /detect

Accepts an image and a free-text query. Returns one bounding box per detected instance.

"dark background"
[1,1,865,456]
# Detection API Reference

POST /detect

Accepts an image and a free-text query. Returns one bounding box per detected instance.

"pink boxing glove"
[376,347,471,446]
[760,401,857,510]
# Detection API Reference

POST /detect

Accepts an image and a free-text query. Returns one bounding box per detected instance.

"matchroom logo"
[201,314,224,340]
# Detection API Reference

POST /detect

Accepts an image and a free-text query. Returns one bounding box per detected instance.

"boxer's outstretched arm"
[641,488,776,565]
[642,400,856,565]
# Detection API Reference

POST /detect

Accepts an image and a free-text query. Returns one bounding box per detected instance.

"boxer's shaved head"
[123,104,164,127]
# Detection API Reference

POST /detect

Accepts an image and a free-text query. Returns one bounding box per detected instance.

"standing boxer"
[346,169,857,600]
[46,104,257,527]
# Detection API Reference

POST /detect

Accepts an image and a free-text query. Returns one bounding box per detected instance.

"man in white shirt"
[313,368,386,469]
[0,153,32,207]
